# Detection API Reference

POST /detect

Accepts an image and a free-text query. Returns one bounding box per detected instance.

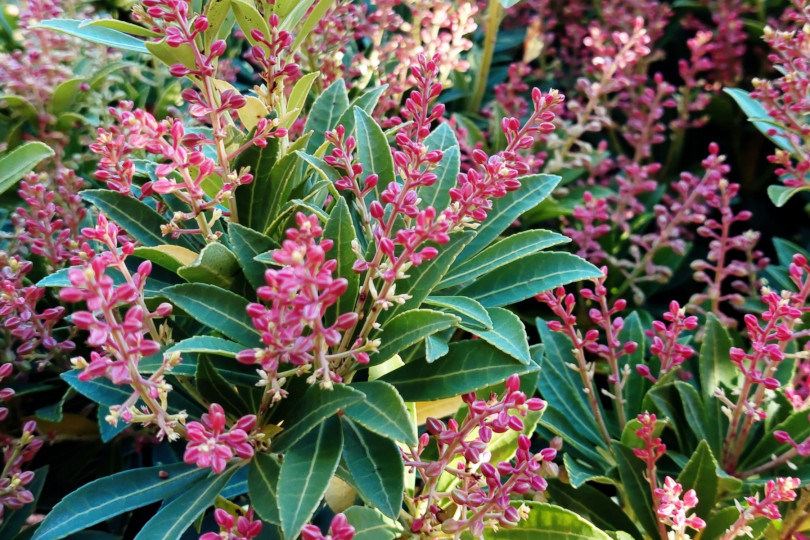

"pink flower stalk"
[301,513,355,540]
[633,412,673,540]
[719,477,801,540]
[403,375,549,538]
[301,1,369,88]
[236,213,369,399]
[721,253,810,472]
[0,420,42,519]
[245,12,300,107]
[184,404,255,474]
[200,508,262,540]
[654,476,706,539]
[638,301,698,382]
[563,191,612,264]
[671,31,717,132]
[59,215,183,439]
[683,0,749,86]
[1,253,74,363]
[538,268,638,431]
[491,62,532,119]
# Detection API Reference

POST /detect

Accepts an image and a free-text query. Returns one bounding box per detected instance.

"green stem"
[468,0,501,114]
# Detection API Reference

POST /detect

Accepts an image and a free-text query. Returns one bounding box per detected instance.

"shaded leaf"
[249,453,281,524]
[0,142,54,196]
[344,381,417,445]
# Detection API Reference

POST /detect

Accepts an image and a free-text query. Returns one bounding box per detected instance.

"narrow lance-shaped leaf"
[344,381,417,445]
[355,107,396,205]
[0,142,54,196]
[423,296,492,331]
[249,453,281,524]
[370,309,460,366]
[478,502,612,539]
[614,443,659,539]
[324,197,360,326]
[305,80,350,153]
[472,307,531,364]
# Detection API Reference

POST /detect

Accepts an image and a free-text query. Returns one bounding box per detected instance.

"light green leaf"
[34,18,148,53]
[439,229,570,289]
[177,242,239,287]
[290,0,336,51]
[343,381,417,445]
[425,334,450,362]
[230,0,271,50]
[455,174,561,263]
[380,340,538,401]
[343,506,399,540]
[724,88,793,152]
[133,244,199,273]
[32,463,208,540]
[249,453,281,524]
[371,309,459,366]
[79,19,161,38]
[271,384,365,450]
[341,418,404,518]
[162,283,259,346]
[49,78,85,115]
[81,189,190,248]
[544,480,642,540]
[133,467,236,540]
[767,184,810,207]
[476,502,611,539]
[305,80,350,153]
[423,296,492,331]
[278,417,343,540]
[459,252,602,307]
[166,336,245,358]
[283,71,320,129]
[0,142,54,196]
[203,0,233,47]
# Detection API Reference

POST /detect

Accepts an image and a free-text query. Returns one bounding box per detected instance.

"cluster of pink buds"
[246,14,300,107]
[671,31,717,131]
[637,301,698,383]
[301,513,355,540]
[200,508,262,540]
[683,0,749,85]
[184,404,255,474]
[720,253,810,472]
[654,476,706,539]
[719,477,801,540]
[633,412,666,469]
[1,253,74,363]
[563,191,612,264]
[237,214,373,399]
[403,375,550,538]
[492,62,532,118]
[0,420,42,519]
[59,215,184,439]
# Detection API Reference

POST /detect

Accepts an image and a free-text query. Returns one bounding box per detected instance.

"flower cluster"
[402,375,550,538]
[654,476,706,539]
[200,508,263,540]
[637,301,698,382]
[0,420,42,519]
[301,513,355,540]
[719,477,800,540]
[237,213,370,399]
[184,404,255,474]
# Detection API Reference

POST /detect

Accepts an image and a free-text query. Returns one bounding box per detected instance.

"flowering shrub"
[2,0,810,539]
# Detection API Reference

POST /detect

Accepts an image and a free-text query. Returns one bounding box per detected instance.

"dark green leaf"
[343,381,417,445]
[472,307,531,364]
[228,223,278,290]
[614,443,659,539]
[341,418,404,518]
[32,463,208,540]
[371,309,459,366]
[162,283,259,346]
[767,184,810,207]
[545,480,642,540]
[724,88,793,152]
[278,417,343,539]
[700,507,768,540]
[249,453,281,524]
[458,252,602,307]
[81,190,190,248]
[425,334,450,362]
[354,107,395,205]
[677,440,718,519]
[423,296,492,331]
[305,80,349,153]
[617,311,648,423]
[419,123,460,211]
[234,137,280,231]
[196,355,254,417]
[61,370,131,407]
[0,466,47,539]
[380,340,538,401]
[133,467,236,540]
[324,198,360,325]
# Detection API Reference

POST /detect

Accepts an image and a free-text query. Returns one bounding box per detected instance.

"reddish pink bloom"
[301,513,355,540]
[184,404,256,474]
[200,508,262,540]
[655,476,706,537]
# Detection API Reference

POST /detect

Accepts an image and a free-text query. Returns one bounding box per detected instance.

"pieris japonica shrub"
[1,0,810,539]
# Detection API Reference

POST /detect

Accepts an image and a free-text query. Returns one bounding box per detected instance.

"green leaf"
[81,190,190,248]
[133,467,236,540]
[458,252,602,307]
[0,142,54,196]
[282,71,320,129]
[132,244,199,273]
[700,507,768,540]
[371,309,459,366]
[49,78,85,115]
[471,307,531,364]
[177,242,239,287]
[162,283,259,346]
[196,355,254,417]
[674,381,709,444]
[271,384,365,450]
[343,381,417,445]
[724,88,793,152]
[354,108,395,204]
[230,0,271,51]
[324,198,360,325]
[545,480,642,540]
[423,296,492,331]
[228,223,278,290]
[234,137,280,231]
[86,19,163,38]
[477,502,611,539]
[290,0,336,51]
[617,311,648,423]
[203,0,233,47]
[32,463,208,540]
[249,453,281,524]
[536,320,608,462]
[61,370,131,407]
[419,123,460,211]
[677,440,718,519]
[767,184,810,207]
[379,231,475,324]
[455,174,561,263]
[343,506,399,540]
[0,95,39,121]
[439,229,570,289]
[498,0,524,7]
[278,417,343,540]
[305,80,350,153]
[739,408,810,471]
[614,443,659,539]
[260,152,306,235]
[425,334,450,362]
[563,454,615,488]
[341,418,404,518]
[33,18,148,53]
[334,86,388,136]
[380,340,538,401]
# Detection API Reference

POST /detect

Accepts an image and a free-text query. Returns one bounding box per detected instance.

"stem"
[468,0,501,114]
[737,447,798,479]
